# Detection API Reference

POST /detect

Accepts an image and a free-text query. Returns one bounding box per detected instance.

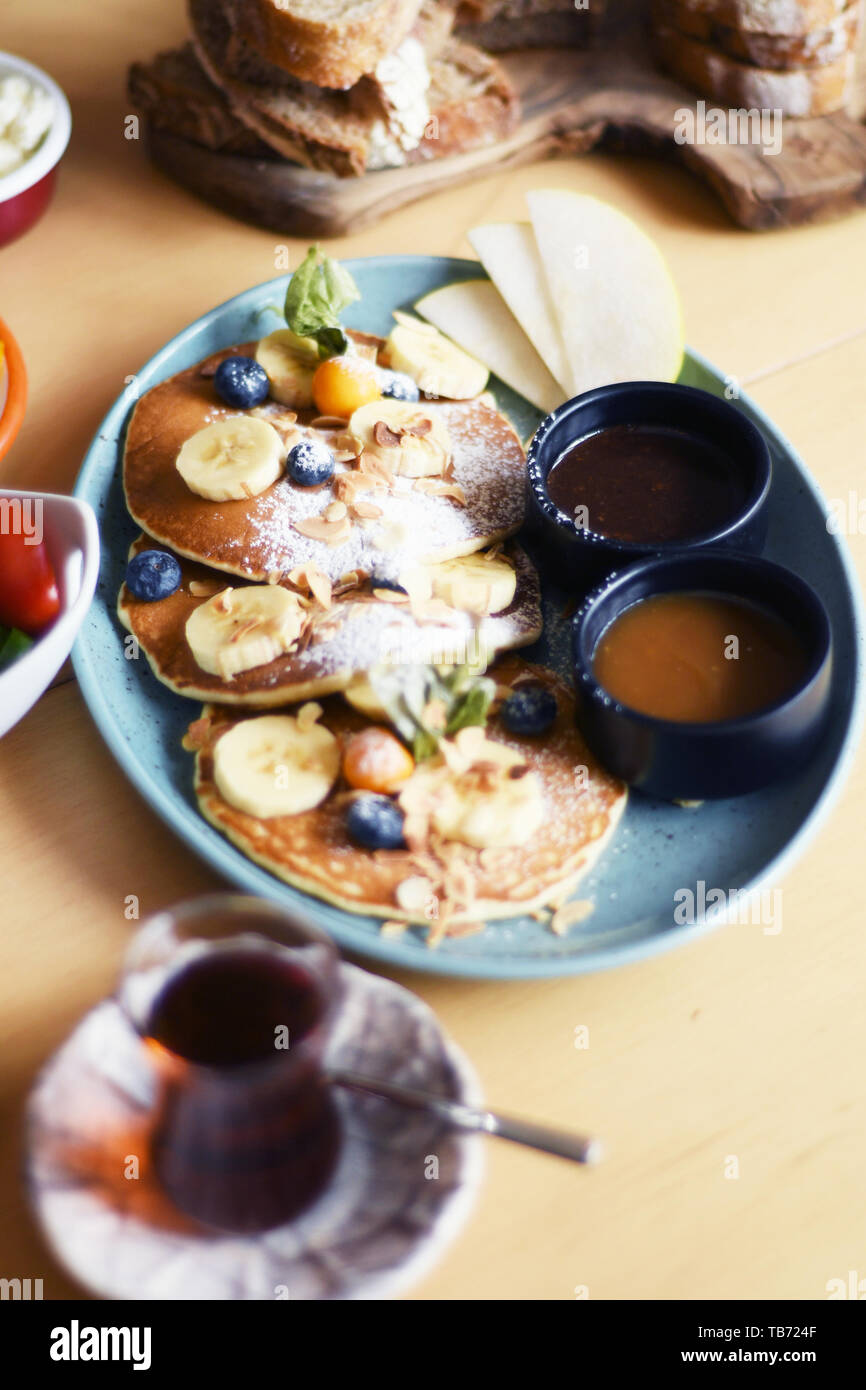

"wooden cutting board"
[147,0,866,234]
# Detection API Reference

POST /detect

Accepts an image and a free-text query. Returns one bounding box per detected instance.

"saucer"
[26,963,483,1300]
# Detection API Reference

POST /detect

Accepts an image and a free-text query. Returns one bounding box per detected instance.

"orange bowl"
[0,315,27,463]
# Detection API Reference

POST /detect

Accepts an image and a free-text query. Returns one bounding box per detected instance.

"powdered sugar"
[176,399,526,583]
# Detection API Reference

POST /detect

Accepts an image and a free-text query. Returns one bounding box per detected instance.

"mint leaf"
[445,676,495,735]
[321,255,362,316]
[314,325,350,359]
[366,662,495,761]
[283,246,360,360]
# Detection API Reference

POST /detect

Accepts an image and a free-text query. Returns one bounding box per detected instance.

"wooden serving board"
[147,0,866,234]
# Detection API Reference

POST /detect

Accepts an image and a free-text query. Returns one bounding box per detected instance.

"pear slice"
[415,280,564,416]
[526,190,685,398]
[468,222,572,396]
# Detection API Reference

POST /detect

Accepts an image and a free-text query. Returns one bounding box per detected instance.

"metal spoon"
[329,1068,602,1165]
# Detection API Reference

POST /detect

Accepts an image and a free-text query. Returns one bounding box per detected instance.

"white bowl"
[0,490,99,738]
[0,52,72,247]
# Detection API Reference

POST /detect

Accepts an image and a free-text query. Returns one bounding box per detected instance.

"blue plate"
[73,256,865,979]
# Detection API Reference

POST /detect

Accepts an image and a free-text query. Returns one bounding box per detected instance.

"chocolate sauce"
[546,424,746,545]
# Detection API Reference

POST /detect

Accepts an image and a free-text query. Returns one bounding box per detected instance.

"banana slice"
[428,553,517,617]
[186,586,307,679]
[255,329,319,408]
[386,316,488,400]
[347,399,451,478]
[343,674,388,721]
[213,709,340,818]
[176,417,284,502]
[399,728,544,849]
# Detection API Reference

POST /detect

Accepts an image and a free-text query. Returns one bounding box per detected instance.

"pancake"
[123,340,527,585]
[118,536,543,707]
[184,657,627,942]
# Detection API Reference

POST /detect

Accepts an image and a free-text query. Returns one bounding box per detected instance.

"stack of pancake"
[119,328,544,706]
[118,309,626,941]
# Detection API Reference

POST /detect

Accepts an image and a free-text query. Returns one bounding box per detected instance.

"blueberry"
[287,438,335,487]
[502,685,558,736]
[346,795,406,851]
[213,355,270,409]
[126,549,182,602]
[381,370,420,403]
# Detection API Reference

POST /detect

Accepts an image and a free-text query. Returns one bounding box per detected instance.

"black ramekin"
[525,383,773,591]
[572,550,833,800]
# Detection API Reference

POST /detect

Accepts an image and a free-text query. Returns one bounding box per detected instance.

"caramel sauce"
[593,592,807,723]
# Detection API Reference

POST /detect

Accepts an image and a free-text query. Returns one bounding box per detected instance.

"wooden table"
[2,0,866,1302]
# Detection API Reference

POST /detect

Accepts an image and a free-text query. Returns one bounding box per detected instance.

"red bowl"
[0,167,57,247]
[0,54,71,250]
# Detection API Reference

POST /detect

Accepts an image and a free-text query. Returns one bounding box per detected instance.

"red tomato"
[0,531,60,634]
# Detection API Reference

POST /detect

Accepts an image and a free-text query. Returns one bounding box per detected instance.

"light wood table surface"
[2,0,865,1302]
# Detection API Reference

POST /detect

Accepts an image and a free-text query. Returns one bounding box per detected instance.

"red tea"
[146,947,340,1233]
[147,950,324,1067]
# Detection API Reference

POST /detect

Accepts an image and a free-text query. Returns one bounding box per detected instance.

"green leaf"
[365,661,495,762]
[283,246,360,359]
[0,625,33,671]
[321,256,362,317]
[445,676,495,735]
[314,325,349,360]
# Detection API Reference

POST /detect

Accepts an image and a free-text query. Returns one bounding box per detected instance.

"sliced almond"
[188,579,223,598]
[422,698,448,731]
[311,415,349,430]
[307,568,332,609]
[332,568,367,597]
[324,500,348,522]
[373,587,409,604]
[373,420,402,448]
[550,900,594,937]
[380,920,409,938]
[297,701,323,732]
[413,478,467,505]
[358,453,394,486]
[350,499,383,520]
[293,515,353,546]
[334,472,367,504]
[183,715,212,750]
[410,597,462,624]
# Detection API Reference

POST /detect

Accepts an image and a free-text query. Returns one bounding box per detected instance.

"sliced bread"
[230,0,427,90]
[127,45,273,157]
[654,22,856,113]
[660,0,852,37]
[653,0,861,68]
[190,0,376,175]
[189,0,517,176]
[414,37,519,159]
